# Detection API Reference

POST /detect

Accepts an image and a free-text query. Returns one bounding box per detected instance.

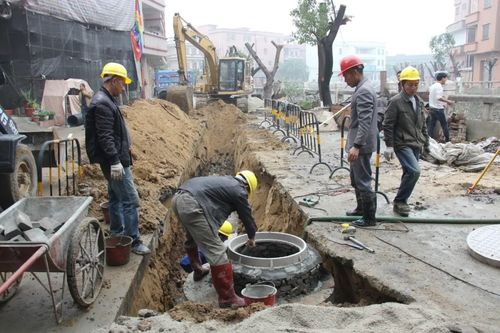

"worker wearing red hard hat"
[339,55,378,227]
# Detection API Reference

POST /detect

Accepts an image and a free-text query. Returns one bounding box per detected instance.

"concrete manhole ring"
[227,232,322,299]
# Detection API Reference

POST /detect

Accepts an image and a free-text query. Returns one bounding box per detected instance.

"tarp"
[17,0,135,31]
[425,137,500,172]
[41,79,93,126]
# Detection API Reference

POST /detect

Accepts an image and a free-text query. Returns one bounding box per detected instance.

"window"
[484,0,492,8]
[465,54,474,68]
[482,24,490,40]
[466,26,477,43]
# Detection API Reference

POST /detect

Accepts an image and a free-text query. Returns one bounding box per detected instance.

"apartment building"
[140,0,168,98]
[447,0,500,84]
[330,41,386,86]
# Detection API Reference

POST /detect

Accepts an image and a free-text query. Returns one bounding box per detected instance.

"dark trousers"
[428,108,449,142]
[349,153,373,194]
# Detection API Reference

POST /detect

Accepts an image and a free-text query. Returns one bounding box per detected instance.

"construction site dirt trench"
[78,98,411,325]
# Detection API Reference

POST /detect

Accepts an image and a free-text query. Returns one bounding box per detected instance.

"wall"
[449,94,500,140]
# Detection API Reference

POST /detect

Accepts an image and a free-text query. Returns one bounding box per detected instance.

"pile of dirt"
[168,301,267,323]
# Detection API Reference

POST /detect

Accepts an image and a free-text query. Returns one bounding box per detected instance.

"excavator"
[167,13,253,112]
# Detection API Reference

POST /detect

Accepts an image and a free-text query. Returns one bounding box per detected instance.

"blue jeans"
[101,165,140,244]
[428,108,449,142]
[394,147,421,204]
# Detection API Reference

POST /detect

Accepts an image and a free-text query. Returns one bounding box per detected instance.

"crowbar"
[319,103,351,127]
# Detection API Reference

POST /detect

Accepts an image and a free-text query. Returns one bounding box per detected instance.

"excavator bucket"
[165,86,193,114]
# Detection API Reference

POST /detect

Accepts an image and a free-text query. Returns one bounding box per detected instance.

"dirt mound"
[169,301,267,323]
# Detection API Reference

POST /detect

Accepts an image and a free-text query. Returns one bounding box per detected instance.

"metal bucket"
[105,235,133,266]
[100,201,110,225]
[67,113,83,127]
[241,281,277,306]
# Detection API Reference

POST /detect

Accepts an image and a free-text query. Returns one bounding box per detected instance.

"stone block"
[16,211,33,231]
[24,228,49,243]
[9,235,27,242]
[4,220,22,240]
[38,217,61,232]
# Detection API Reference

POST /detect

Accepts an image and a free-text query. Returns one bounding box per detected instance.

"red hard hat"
[339,55,363,76]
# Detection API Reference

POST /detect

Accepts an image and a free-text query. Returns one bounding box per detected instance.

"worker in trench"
[171,170,258,308]
[339,55,379,227]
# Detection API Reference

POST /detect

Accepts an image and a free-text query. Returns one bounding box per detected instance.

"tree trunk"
[245,41,283,100]
[317,4,347,107]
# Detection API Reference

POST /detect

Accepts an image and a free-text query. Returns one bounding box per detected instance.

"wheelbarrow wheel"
[0,272,23,303]
[67,217,105,308]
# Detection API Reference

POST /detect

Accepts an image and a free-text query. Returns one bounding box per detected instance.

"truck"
[155,69,196,100]
[167,13,253,112]
[0,106,37,209]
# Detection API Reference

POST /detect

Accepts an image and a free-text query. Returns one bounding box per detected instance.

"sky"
[164,0,455,56]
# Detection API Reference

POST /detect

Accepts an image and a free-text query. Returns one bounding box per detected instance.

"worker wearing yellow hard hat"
[85,62,150,256]
[100,62,132,85]
[172,170,258,308]
[382,66,430,217]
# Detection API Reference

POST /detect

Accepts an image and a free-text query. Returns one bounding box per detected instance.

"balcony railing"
[143,31,168,56]
[464,42,478,52]
[465,11,479,24]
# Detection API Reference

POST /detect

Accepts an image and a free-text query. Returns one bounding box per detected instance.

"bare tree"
[245,41,283,99]
[484,57,498,84]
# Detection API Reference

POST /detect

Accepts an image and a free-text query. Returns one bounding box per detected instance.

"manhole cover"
[467,225,500,268]
[227,232,322,299]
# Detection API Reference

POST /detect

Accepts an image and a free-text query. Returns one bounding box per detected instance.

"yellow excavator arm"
[172,13,218,93]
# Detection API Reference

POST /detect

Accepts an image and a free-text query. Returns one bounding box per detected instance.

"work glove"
[383,147,394,161]
[110,162,125,181]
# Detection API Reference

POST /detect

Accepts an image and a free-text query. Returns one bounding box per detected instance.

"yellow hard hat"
[100,62,132,84]
[218,221,233,237]
[237,170,257,194]
[399,66,420,81]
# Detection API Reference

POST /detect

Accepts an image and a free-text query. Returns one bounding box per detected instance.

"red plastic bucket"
[241,282,277,306]
[100,201,110,225]
[105,235,133,266]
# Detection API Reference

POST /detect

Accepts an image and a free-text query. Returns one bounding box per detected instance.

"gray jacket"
[346,78,378,154]
[179,176,257,239]
[382,92,429,151]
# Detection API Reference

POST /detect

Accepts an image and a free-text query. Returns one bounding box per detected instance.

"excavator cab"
[218,58,245,93]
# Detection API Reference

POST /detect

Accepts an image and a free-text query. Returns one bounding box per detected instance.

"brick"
[4,220,22,240]
[37,217,61,232]
[24,229,49,243]
[9,235,27,242]
[16,212,33,231]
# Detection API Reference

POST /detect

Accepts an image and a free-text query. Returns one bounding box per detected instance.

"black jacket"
[85,87,131,167]
[179,176,257,239]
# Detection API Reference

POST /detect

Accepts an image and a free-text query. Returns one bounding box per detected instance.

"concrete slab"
[0,232,157,333]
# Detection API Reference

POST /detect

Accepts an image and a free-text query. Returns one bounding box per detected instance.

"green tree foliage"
[290,0,331,46]
[429,33,455,71]
[277,59,309,82]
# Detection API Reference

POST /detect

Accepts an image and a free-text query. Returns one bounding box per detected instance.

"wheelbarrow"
[0,196,105,323]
